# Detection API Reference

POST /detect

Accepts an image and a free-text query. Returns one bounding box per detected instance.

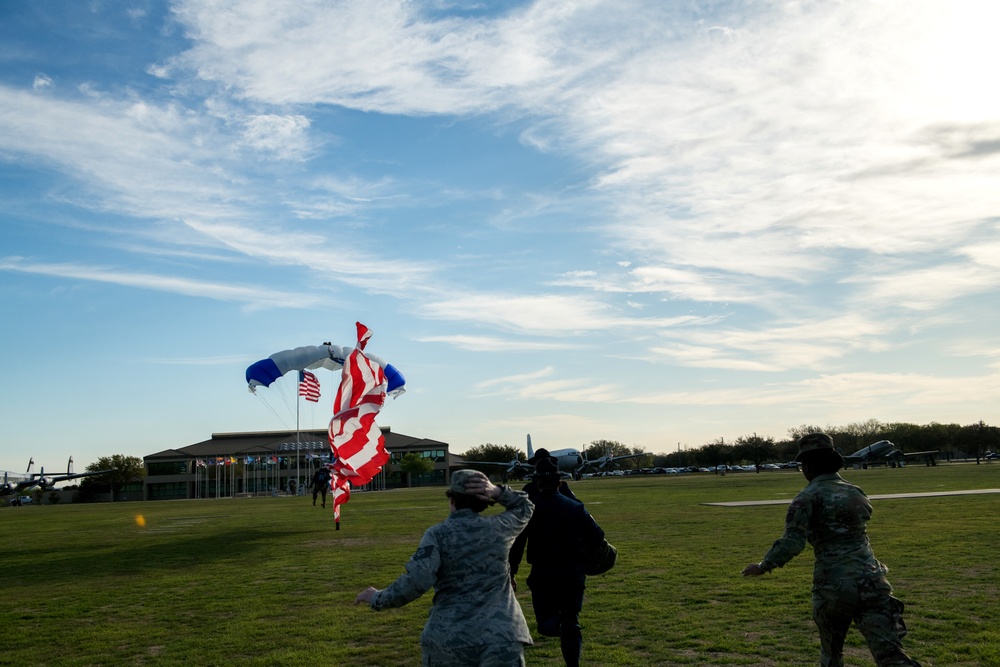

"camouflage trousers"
[812,577,922,667]
[421,642,526,667]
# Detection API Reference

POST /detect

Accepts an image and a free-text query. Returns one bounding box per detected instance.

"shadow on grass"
[4,526,301,584]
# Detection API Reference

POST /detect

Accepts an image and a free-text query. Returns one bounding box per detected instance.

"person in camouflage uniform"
[355,469,534,666]
[742,432,922,667]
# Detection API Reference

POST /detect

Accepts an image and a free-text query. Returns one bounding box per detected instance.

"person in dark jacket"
[309,465,331,507]
[509,457,605,667]
[521,449,579,502]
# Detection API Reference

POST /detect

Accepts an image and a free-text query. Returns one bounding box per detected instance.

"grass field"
[3,463,998,666]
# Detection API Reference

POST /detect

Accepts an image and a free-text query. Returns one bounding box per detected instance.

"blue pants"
[527,571,586,667]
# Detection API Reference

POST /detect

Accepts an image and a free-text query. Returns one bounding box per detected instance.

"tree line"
[460,419,1000,474]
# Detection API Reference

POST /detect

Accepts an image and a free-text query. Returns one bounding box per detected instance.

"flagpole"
[296,373,301,496]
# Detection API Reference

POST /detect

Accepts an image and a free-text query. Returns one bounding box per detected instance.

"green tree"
[585,440,631,459]
[955,421,1000,463]
[734,433,778,472]
[461,443,523,464]
[701,439,733,473]
[584,440,647,471]
[86,454,145,501]
[786,424,826,441]
[459,443,525,480]
[399,453,434,488]
[837,418,886,453]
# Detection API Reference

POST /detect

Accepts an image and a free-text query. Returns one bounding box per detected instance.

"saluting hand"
[463,473,502,502]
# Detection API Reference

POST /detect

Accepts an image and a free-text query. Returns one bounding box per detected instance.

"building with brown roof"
[143,427,457,500]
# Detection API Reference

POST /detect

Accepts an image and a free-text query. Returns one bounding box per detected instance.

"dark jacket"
[521,479,578,502]
[509,489,604,576]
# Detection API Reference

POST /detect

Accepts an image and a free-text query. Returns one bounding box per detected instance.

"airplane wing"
[463,459,533,478]
[609,452,651,463]
[580,451,652,475]
[49,470,113,483]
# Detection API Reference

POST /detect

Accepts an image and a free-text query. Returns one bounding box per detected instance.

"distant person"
[742,432,922,667]
[522,449,577,502]
[509,457,606,667]
[310,466,331,508]
[355,470,534,666]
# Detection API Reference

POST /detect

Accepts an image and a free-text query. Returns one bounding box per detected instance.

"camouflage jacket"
[370,486,534,649]
[761,473,889,586]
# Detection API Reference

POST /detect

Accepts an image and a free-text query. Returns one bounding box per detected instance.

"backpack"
[582,538,618,575]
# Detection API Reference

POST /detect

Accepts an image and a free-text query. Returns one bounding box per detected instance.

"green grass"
[3,463,998,666]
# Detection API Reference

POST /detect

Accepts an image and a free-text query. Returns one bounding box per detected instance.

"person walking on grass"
[355,470,534,666]
[509,457,606,667]
[742,432,922,667]
[310,465,331,508]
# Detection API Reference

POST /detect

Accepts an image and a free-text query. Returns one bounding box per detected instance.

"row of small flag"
[194,454,333,467]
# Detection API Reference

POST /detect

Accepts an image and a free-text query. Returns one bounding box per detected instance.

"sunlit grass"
[2,463,997,666]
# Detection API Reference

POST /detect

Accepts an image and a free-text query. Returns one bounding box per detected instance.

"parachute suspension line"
[253,391,293,433]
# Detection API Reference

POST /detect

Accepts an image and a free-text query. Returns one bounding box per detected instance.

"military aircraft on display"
[841,440,939,468]
[477,435,650,480]
[1,457,111,502]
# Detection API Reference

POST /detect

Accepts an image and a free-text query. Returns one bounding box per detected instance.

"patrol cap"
[795,432,843,463]
[447,469,487,496]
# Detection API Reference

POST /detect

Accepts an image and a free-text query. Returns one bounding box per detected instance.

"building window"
[148,461,190,475]
[148,482,188,500]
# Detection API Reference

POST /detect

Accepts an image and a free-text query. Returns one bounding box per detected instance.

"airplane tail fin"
[526,434,534,460]
[68,457,74,475]
[27,458,34,473]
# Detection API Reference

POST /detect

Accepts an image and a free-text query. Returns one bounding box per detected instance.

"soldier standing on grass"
[742,432,922,667]
[310,465,331,508]
[355,470,534,666]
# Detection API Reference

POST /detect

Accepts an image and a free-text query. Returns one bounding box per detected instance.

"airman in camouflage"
[356,469,534,666]
[742,433,922,667]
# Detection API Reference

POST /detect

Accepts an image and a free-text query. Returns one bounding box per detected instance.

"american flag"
[298,370,321,402]
[327,322,390,528]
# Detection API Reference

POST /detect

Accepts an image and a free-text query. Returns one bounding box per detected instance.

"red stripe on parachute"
[328,322,389,526]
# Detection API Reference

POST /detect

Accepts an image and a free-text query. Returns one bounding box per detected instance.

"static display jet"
[841,440,939,468]
[1,457,111,498]
[477,435,650,480]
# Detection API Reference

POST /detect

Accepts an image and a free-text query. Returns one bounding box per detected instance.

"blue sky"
[2,0,998,474]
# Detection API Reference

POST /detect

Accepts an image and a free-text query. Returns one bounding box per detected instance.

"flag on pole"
[328,322,390,529]
[299,370,321,402]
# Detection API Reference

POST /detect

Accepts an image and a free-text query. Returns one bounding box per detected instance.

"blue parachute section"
[245,358,283,387]
[246,344,405,397]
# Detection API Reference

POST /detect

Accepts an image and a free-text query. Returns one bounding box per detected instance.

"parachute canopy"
[246,344,405,397]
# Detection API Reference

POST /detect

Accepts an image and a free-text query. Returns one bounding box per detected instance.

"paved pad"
[702,488,1000,507]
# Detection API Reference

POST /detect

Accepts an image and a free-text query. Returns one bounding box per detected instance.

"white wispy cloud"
[4,0,999,391]
[416,335,584,352]
[0,256,322,309]
[625,370,1000,412]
